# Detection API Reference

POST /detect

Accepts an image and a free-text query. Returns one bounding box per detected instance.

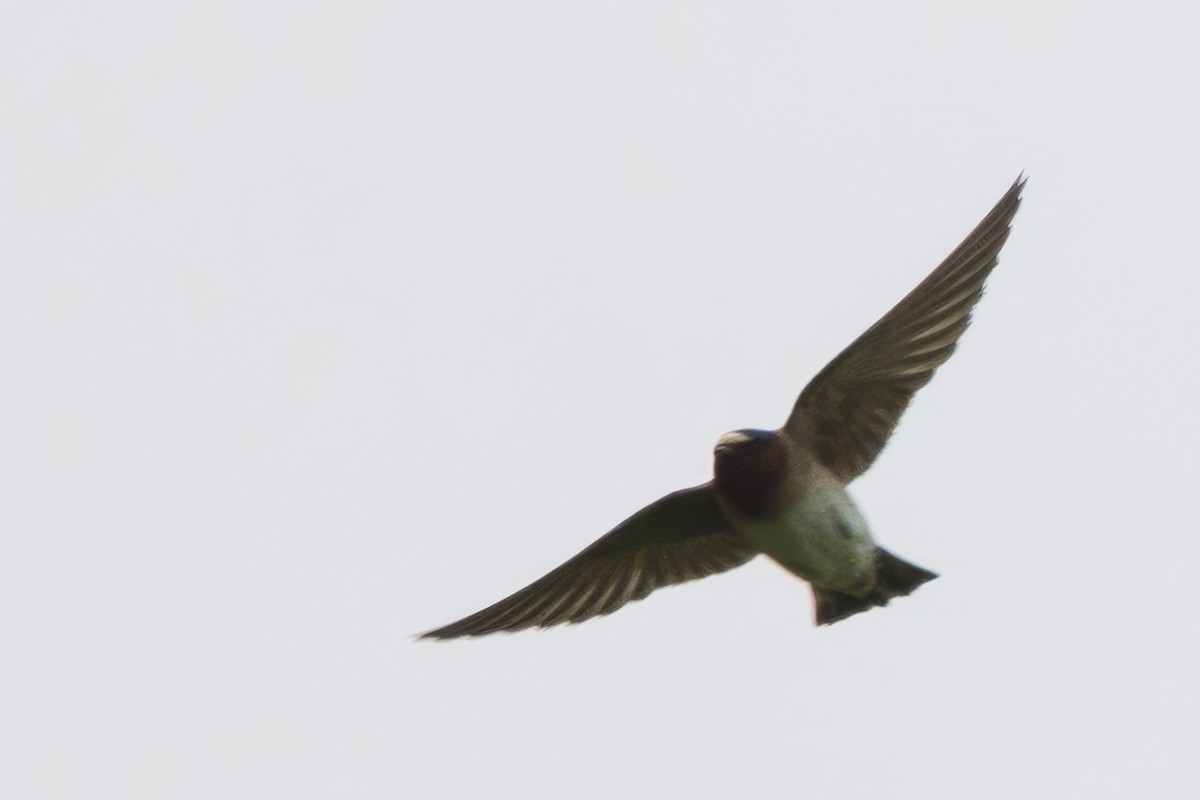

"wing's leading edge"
[785,176,1025,481]
[421,484,755,639]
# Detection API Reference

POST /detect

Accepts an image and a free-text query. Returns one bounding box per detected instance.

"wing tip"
[1002,171,1028,214]
[416,623,472,641]
[417,618,519,640]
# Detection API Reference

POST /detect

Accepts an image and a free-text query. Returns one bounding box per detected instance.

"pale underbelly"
[737,490,879,593]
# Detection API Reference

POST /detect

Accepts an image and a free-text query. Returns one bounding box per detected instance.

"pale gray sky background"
[3,2,1199,798]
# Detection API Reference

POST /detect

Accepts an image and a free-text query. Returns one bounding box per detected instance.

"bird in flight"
[422,177,1024,639]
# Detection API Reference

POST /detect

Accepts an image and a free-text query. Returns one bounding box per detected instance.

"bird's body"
[732,465,878,596]
[712,429,873,592]
[422,177,1023,639]
[710,428,936,624]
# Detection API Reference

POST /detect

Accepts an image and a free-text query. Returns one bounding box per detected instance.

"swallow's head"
[714,428,777,456]
[713,429,789,518]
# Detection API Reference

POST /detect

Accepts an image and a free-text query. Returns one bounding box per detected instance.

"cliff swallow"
[422,177,1024,639]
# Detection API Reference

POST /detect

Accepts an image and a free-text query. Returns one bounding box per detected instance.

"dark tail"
[812,548,938,626]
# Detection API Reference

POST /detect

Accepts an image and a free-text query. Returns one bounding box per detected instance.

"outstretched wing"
[420,484,755,639]
[784,176,1025,482]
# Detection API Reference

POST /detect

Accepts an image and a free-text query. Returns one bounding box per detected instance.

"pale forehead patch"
[716,430,754,448]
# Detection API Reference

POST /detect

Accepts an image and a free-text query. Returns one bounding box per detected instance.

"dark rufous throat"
[713,432,788,519]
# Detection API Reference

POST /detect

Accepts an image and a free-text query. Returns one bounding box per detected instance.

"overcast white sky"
[3,2,1199,798]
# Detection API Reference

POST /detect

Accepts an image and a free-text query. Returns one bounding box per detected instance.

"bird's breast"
[734,482,879,593]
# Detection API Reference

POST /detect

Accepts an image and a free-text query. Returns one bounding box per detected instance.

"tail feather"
[812,548,938,626]
[873,547,938,598]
